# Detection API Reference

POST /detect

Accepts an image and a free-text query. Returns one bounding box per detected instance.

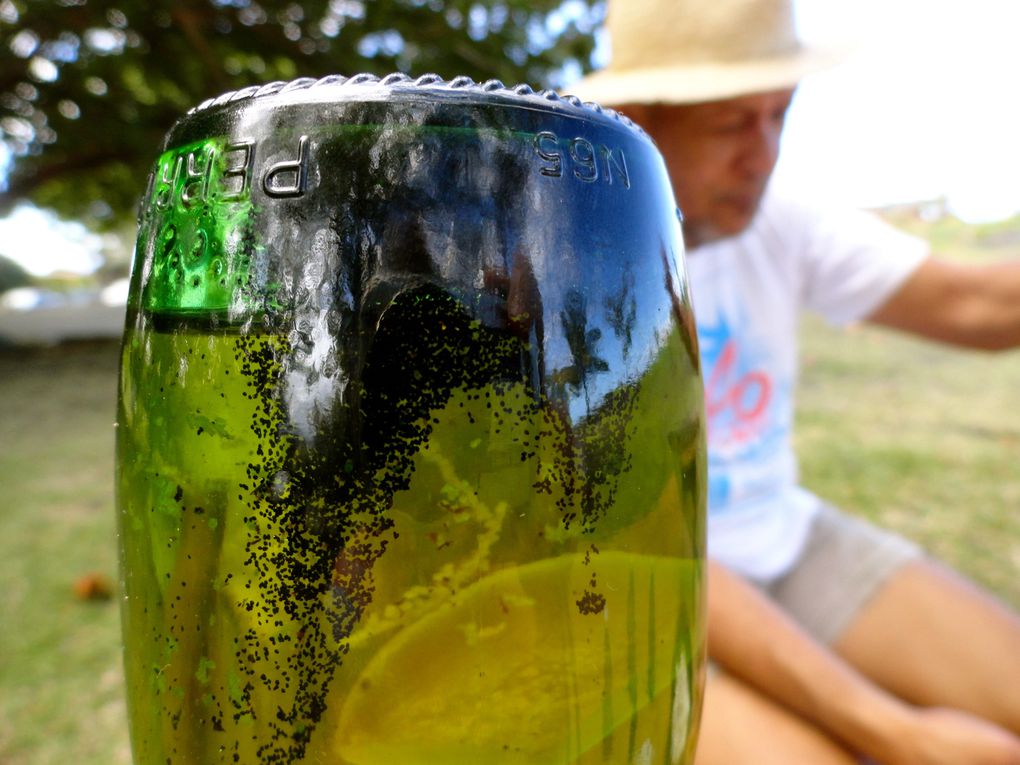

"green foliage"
[0,0,603,226]
[0,251,32,291]
[796,312,1020,606]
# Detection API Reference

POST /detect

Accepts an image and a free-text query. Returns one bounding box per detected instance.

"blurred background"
[3,0,1020,319]
[1,1,1018,763]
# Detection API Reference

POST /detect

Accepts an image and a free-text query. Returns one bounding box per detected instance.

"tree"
[554,288,609,409]
[0,0,603,227]
[0,251,31,292]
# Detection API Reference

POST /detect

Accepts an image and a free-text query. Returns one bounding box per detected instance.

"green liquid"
[116,297,704,765]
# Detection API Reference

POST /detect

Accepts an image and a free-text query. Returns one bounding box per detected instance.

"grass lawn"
[797,315,1020,606]
[0,341,131,765]
[1,211,1018,764]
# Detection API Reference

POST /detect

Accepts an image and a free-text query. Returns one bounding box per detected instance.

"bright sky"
[778,0,1020,221]
[0,204,104,277]
[2,0,1018,278]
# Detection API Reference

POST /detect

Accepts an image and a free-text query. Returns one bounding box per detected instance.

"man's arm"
[706,560,1020,764]
[866,257,1020,350]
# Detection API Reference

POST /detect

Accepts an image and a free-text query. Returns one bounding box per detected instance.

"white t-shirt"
[685,189,929,581]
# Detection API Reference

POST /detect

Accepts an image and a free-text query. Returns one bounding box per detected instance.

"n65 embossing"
[533,131,630,189]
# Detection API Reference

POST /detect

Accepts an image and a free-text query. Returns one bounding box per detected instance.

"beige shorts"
[757,502,924,644]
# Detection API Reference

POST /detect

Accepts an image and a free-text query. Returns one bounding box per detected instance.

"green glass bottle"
[116,73,706,765]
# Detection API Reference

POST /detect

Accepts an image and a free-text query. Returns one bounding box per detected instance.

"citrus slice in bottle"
[334,551,696,765]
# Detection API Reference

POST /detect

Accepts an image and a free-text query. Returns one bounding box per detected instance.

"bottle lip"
[185,72,647,136]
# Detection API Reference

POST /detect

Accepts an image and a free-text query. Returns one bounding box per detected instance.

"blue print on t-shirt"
[698,312,788,514]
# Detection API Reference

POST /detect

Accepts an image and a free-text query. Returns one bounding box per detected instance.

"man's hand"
[887,707,1020,765]
[707,560,1020,764]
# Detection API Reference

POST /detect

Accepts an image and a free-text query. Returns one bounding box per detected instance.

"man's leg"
[694,672,859,765]
[833,558,1020,735]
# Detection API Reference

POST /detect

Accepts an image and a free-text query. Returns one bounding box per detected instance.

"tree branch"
[1,150,127,209]
[169,3,231,94]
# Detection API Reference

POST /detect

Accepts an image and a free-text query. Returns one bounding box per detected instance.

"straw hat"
[569,0,848,106]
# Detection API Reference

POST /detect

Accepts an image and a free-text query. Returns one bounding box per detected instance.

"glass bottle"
[116,72,706,765]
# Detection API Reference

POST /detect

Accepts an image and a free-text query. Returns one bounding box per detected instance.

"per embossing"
[263,135,310,198]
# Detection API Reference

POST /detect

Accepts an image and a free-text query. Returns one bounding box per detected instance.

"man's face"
[624,89,795,248]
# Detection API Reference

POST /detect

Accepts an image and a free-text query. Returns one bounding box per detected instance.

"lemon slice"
[334,551,695,765]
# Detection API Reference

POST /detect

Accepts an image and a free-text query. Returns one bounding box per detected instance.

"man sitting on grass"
[572,0,1020,763]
